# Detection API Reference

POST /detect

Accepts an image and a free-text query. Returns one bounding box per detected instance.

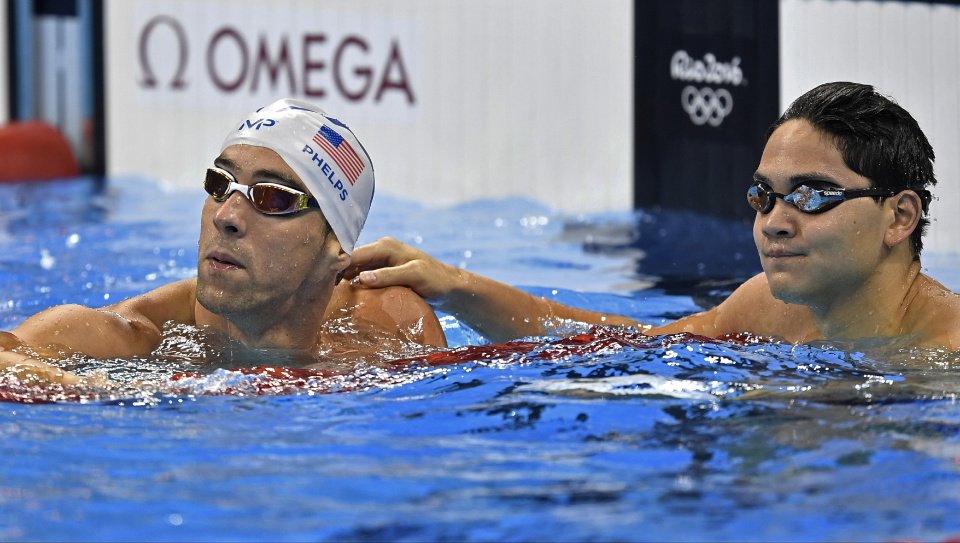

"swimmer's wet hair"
[767,81,936,260]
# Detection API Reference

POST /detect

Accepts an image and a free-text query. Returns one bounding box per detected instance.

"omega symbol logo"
[680,86,733,127]
[139,15,189,89]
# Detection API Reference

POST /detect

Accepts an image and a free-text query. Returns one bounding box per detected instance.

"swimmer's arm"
[436,274,641,342]
[346,238,642,342]
[0,305,155,387]
[10,303,162,359]
[10,279,198,360]
[0,332,82,386]
[0,279,197,386]
[650,273,819,342]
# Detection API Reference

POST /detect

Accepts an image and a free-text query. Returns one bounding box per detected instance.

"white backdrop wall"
[780,0,960,254]
[104,0,634,213]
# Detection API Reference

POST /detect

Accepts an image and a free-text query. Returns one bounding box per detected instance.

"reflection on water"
[4,328,960,539]
[2,178,960,541]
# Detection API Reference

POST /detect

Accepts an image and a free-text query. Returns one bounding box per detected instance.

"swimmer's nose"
[758,198,797,238]
[212,192,251,236]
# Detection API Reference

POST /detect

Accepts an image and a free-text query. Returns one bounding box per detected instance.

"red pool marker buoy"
[0,121,79,182]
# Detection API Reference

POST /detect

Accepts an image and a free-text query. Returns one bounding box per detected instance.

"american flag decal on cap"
[313,125,364,186]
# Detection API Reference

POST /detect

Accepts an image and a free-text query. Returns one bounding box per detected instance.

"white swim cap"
[220,98,375,254]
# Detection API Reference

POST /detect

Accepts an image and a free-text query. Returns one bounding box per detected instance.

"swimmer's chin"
[763,274,812,306]
[194,282,235,316]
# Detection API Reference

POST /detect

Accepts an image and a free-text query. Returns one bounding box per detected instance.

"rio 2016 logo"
[670,50,744,127]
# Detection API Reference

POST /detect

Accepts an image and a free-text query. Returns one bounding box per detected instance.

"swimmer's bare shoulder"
[327,281,447,348]
[650,273,819,342]
[901,274,960,349]
[112,278,198,327]
[11,278,198,358]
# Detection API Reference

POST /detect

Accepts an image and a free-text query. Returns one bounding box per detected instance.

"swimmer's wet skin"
[0,99,445,388]
[349,82,960,350]
[6,82,960,394]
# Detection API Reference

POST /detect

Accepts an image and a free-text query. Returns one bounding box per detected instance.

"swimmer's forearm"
[439,271,551,341]
[0,332,82,386]
[349,238,644,340]
[0,350,81,385]
[440,271,642,342]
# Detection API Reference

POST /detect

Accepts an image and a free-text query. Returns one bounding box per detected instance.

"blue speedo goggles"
[747,181,912,214]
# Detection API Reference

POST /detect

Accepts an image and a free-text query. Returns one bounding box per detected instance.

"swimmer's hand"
[345,237,465,309]
[0,332,107,387]
[0,347,81,386]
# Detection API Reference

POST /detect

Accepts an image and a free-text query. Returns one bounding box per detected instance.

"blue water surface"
[1,177,960,542]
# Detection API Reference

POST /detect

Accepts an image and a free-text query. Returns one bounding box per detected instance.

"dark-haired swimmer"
[0,99,445,386]
[347,82,960,349]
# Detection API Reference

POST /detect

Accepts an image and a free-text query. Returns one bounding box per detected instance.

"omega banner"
[134,13,416,109]
[105,1,633,213]
[634,0,779,221]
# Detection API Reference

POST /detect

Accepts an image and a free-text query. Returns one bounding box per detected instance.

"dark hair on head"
[766,81,936,259]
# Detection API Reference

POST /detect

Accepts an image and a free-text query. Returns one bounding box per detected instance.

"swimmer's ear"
[883,189,922,249]
[332,251,351,285]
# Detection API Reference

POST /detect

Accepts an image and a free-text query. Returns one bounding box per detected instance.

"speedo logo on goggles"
[300,125,366,202]
[204,167,320,215]
[747,181,901,214]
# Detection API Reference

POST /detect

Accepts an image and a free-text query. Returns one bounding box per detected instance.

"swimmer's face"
[752,120,892,310]
[196,144,350,322]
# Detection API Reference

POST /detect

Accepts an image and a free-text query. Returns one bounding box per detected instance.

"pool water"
[2,177,960,541]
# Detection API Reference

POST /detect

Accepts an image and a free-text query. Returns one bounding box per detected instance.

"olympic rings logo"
[681,85,733,127]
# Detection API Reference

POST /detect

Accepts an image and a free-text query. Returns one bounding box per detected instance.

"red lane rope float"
[0,327,767,404]
[0,121,79,182]
[387,326,746,368]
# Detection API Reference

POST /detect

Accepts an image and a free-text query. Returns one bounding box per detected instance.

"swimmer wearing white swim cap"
[0,99,445,386]
[219,98,375,254]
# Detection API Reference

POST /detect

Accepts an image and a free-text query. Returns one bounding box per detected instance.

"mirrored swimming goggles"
[204,167,320,215]
[747,182,900,215]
